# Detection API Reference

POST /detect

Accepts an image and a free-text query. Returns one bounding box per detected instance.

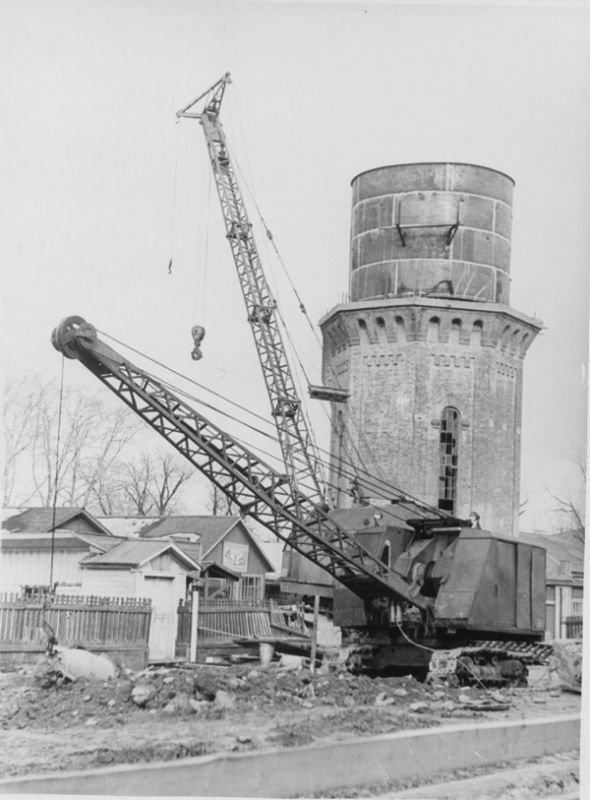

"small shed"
[81,539,201,662]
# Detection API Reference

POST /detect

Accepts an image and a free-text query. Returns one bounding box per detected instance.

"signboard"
[222,541,249,573]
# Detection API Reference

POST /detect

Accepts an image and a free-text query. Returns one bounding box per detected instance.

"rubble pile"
[1,656,519,733]
[0,658,580,780]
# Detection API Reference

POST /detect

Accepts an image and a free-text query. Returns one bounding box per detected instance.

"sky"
[1,0,589,532]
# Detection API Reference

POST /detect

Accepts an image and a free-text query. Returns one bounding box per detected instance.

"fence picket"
[0,594,152,652]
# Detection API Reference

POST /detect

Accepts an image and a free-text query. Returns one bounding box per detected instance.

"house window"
[571,586,583,617]
[438,407,460,513]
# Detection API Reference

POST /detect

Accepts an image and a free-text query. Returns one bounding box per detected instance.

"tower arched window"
[381,542,391,568]
[449,318,462,345]
[376,316,387,344]
[358,318,369,345]
[427,317,440,343]
[395,315,407,343]
[438,406,460,513]
[471,320,483,346]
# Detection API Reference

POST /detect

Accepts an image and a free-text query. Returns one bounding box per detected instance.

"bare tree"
[550,455,586,542]
[3,375,138,508]
[207,483,238,516]
[110,453,194,517]
[3,376,37,505]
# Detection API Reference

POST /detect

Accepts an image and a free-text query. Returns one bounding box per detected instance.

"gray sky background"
[2,0,589,531]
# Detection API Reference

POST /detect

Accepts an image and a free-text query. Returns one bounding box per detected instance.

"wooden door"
[143,576,176,662]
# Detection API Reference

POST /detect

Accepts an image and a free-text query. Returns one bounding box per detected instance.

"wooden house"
[138,516,275,602]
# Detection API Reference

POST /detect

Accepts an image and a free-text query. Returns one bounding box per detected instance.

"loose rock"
[214,690,235,710]
[131,684,155,707]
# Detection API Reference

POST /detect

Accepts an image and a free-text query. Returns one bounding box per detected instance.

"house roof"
[139,515,274,572]
[95,516,161,538]
[139,515,239,544]
[519,530,585,583]
[201,561,240,581]
[2,507,112,536]
[74,533,123,553]
[82,538,201,570]
[172,541,201,565]
[0,530,125,552]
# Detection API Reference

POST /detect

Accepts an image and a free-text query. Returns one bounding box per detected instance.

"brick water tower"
[320,163,542,536]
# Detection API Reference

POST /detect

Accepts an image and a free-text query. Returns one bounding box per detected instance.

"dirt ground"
[0,656,582,780]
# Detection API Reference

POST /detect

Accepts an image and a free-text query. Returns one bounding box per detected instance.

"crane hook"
[191,325,206,360]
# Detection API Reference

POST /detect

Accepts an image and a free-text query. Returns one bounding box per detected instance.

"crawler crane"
[52,317,549,684]
[51,75,552,684]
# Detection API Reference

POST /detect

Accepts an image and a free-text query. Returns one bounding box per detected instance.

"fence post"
[190,585,200,663]
[310,594,320,674]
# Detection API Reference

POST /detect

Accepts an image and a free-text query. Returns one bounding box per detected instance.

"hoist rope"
[198,158,212,323]
[98,328,453,524]
[227,139,401,495]
[43,354,66,651]
[100,330,273,430]
[168,123,180,271]
[48,354,66,591]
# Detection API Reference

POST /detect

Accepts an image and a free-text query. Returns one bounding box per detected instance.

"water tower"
[321,163,542,535]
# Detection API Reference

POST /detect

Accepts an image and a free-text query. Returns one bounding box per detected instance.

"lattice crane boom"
[176,74,329,508]
[51,315,431,612]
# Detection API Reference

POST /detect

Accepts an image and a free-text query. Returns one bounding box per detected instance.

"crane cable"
[228,141,405,497]
[167,122,180,275]
[97,327,450,520]
[97,329,454,525]
[209,96,396,502]
[49,355,65,590]
[44,354,66,654]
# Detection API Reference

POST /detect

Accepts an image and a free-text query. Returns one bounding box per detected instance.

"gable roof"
[519,530,585,582]
[2,507,112,536]
[139,515,274,572]
[95,516,161,538]
[0,530,124,553]
[139,515,239,544]
[82,539,201,570]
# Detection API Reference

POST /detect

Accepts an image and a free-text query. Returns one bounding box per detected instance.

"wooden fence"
[176,598,309,658]
[0,593,152,669]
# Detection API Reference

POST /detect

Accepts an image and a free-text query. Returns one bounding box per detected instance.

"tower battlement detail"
[322,164,542,536]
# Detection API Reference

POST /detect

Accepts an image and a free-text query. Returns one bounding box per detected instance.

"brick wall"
[322,298,541,535]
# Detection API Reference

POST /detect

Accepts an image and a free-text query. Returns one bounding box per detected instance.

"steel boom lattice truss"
[51,316,430,612]
[176,74,328,509]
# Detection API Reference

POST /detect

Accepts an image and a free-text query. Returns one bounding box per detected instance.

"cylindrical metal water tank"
[350,163,513,304]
